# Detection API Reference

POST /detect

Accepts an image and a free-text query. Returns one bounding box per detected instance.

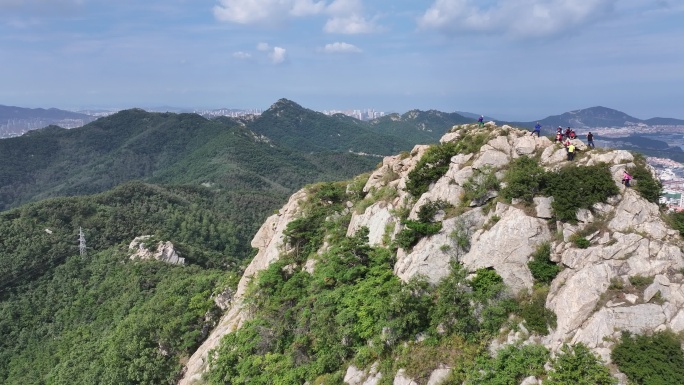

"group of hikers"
[531,123,596,161]
[475,117,632,186]
[532,122,632,186]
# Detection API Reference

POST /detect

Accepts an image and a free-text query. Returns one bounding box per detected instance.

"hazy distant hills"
[643,117,684,126]
[511,106,684,129]
[5,101,684,141]
[0,104,97,137]
[368,109,471,144]
[455,111,495,121]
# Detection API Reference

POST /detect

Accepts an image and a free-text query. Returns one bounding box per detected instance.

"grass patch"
[628,275,654,289]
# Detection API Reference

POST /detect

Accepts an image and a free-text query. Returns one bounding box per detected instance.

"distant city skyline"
[1,1,683,121]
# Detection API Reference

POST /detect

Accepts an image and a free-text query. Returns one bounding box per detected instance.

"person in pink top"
[622,171,632,187]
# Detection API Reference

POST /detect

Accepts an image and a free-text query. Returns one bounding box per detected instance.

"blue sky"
[1,0,683,120]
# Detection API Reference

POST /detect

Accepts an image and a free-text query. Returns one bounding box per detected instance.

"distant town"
[652,157,684,211]
[193,107,386,121]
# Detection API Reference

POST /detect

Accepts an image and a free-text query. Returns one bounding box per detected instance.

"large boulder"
[470,136,514,169]
[460,203,552,293]
[395,209,486,284]
[572,304,667,349]
[347,201,399,246]
[546,263,613,347]
[344,363,382,385]
[608,189,675,241]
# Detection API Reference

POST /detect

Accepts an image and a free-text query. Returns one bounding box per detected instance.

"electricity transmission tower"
[78,227,87,257]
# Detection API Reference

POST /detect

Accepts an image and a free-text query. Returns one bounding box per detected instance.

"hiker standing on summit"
[478,115,484,128]
[587,131,595,148]
[532,122,541,137]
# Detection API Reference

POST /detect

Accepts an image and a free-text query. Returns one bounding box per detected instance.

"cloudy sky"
[1,0,682,120]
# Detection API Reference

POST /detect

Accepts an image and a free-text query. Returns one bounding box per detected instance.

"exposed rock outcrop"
[129,236,185,265]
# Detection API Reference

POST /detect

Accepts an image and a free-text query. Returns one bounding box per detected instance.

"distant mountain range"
[510,106,684,129]
[0,105,97,137]
[3,102,684,139]
[0,99,471,212]
[455,111,496,121]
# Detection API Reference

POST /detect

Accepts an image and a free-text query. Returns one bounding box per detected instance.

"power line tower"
[78,227,87,257]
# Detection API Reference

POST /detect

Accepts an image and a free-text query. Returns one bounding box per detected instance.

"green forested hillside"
[0,182,247,384]
[247,99,417,155]
[0,108,377,211]
[0,182,254,287]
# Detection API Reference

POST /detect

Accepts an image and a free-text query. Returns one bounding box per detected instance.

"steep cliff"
[180,123,683,385]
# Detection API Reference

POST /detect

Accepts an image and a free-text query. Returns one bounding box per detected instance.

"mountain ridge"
[0,104,97,138]
[180,122,684,384]
[5,100,684,140]
[510,105,684,129]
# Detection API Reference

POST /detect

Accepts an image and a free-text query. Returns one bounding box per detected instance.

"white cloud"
[213,0,326,24]
[291,0,326,16]
[212,0,381,34]
[269,46,287,64]
[324,15,377,34]
[326,0,363,16]
[232,51,252,59]
[418,0,617,38]
[257,42,270,51]
[321,42,361,53]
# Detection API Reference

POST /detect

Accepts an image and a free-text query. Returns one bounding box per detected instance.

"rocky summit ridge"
[180,122,684,385]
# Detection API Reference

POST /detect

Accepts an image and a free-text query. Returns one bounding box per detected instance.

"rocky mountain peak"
[180,122,683,384]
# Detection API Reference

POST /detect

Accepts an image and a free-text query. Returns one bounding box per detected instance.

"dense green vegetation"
[0,182,244,384]
[467,344,549,385]
[0,182,254,290]
[396,200,448,250]
[544,344,616,385]
[527,243,560,284]
[0,252,225,385]
[502,156,620,222]
[667,210,684,237]
[501,156,546,203]
[542,164,620,221]
[612,331,684,385]
[629,153,663,203]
